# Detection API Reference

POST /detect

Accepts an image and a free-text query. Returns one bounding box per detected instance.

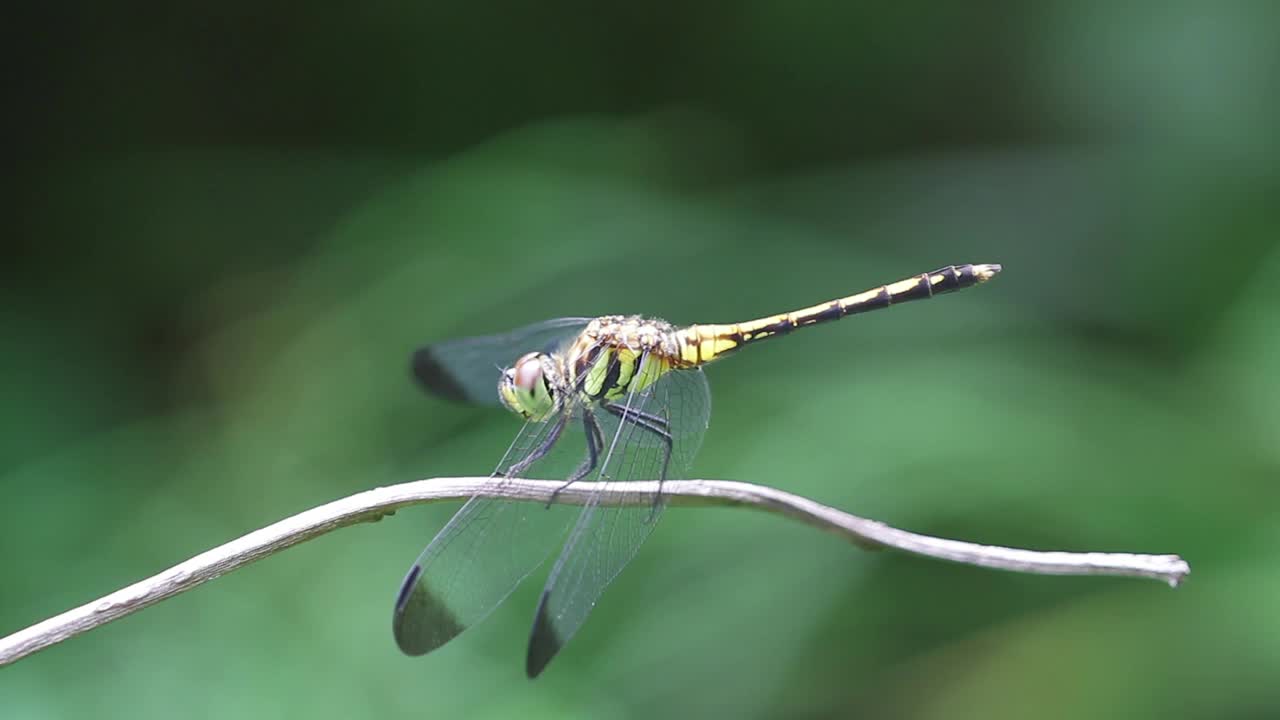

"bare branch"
[0,477,1189,667]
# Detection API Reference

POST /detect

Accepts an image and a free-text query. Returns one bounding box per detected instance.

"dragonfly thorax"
[565,315,680,405]
[497,316,683,422]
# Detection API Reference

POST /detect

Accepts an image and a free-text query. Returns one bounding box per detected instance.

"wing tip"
[392,565,467,657]
[393,564,423,614]
[525,601,564,678]
[411,347,475,403]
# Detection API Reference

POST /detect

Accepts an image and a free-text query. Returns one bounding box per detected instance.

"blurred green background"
[5,2,1280,718]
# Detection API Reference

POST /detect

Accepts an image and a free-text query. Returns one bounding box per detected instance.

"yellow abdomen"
[674,263,1000,366]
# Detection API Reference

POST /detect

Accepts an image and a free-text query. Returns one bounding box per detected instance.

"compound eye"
[512,353,544,392]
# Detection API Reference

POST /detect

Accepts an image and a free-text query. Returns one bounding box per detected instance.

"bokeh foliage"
[5,2,1280,718]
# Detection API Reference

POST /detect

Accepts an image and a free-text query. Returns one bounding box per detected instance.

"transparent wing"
[392,409,590,655]
[393,326,598,657]
[411,317,590,406]
[525,360,711,677]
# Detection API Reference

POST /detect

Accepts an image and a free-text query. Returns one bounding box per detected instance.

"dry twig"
[0,476,1189,668]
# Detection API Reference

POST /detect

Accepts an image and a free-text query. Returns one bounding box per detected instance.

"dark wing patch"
[409,317,591,406]
[526,604,564,678]
[392,565,467,656]
[412,346,475,404]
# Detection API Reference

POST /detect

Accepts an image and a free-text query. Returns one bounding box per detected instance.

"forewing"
[525,362,711,676]
[392,411,589,655]
[411,317,590,405]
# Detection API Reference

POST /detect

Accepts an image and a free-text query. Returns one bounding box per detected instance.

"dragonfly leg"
[604,404,670,431]
[504,414,568,478]
[602,401,672,522]
[546,410,604,508]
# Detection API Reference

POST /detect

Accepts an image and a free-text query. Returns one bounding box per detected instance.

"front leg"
[546,410,604,508]
[504,414,569,479]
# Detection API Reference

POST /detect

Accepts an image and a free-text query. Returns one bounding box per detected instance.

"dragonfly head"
[499,352,562,421]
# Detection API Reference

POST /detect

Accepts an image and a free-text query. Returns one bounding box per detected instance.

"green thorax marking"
[567,316,680,402]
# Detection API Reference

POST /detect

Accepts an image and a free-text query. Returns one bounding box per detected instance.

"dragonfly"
[394,262,1002,677]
